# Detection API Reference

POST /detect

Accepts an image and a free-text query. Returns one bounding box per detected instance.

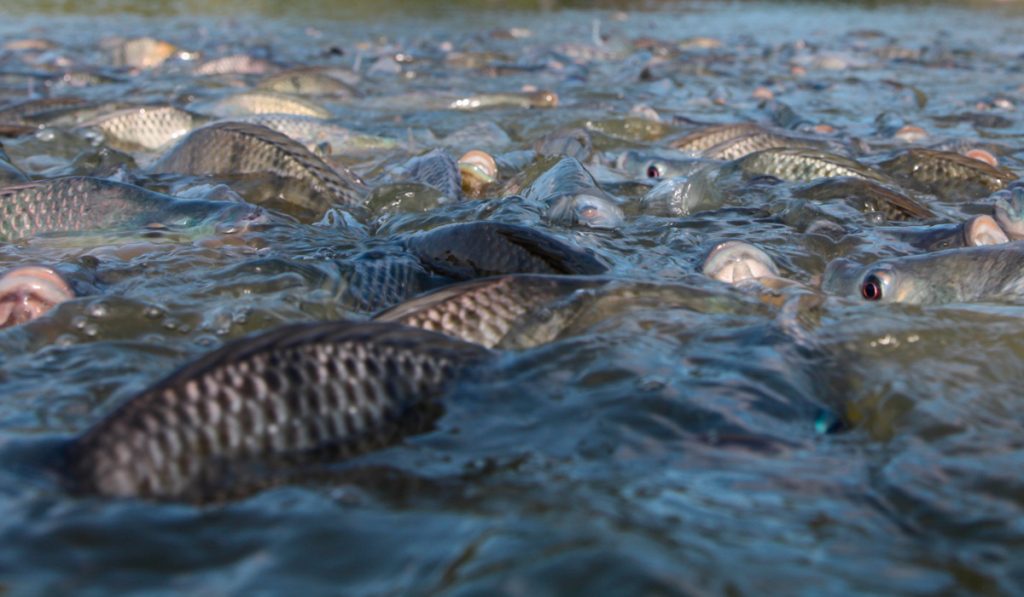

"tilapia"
[0,177,264,242]
[822,244,1024,304]
[404,221,607,280]
[64,321,492,501]
[151,121,367,218]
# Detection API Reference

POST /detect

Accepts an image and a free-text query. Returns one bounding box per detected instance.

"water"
[1,1,1024,594]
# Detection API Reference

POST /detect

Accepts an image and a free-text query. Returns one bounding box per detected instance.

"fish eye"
[861,274,884,301]
[646,163,661,179]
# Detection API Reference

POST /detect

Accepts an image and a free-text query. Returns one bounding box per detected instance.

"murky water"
[1,1,1024,594]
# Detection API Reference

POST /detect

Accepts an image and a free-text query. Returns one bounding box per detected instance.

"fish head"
[702,241,779,285]
[0,267,74,328]
[549,194,624,229]
[458,150,497,196]
[993,186,1024,240]
[823,258,916,303]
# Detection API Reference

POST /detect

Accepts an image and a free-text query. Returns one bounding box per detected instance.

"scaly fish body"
[191,91,331,119]
[0,176,262,241]
[734,148,888,183]
[64,321,492,500]
[151,121,367,214]
[79,105,206,151]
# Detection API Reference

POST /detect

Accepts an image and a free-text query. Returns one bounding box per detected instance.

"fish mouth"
[0,267,74,328]
[702,241,779,285]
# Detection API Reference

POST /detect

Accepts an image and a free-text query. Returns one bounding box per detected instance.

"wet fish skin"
[78,105,207,151]
[231,114,398,155]
[732,148,888,183]
[791,176,933,221]
[523,157,624,228]
[638,166,721,216]
[880,148,1018,199]
[703,241,780,285]
[448,90,558,110]
[334,251,434,312]
[375,274,610,348]
[191,91,331,119]
[993,186,1024,240]
[64,321,492,501]
[404,221,608,280]
[702,129,834,161]
[0,266,74,328]
[822,243,1024,305]
[257,69,359,98]
[194,54,279,76]
[667,122,765,154]
[534,127,593,162]
[398,149,463,201]
[151,121,367,215]
[0,176,264,242]
[617,150,709,180]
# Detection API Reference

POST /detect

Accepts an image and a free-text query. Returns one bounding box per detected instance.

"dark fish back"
[65,321,492,501]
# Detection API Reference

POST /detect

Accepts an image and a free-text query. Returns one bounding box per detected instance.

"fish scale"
[735,147,889,182]
[80,105,204,151]
[0,176,259,241]
[152,121,367,209]
[66,321,492,501]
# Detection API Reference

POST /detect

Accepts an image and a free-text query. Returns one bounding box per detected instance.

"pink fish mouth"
[0,267,74,328]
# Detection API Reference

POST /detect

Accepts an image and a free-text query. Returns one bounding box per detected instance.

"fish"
[448,90,558,110]
[617,149,711,180]
[702,241,781,285]
[702,129,835,161]
[335,251,434,312]
[880,148,1018,200]
[404,221,608,280]
[667,122,766,154]
[0,176,265,242]
[107,37,194,69]
[190,91,331,119]
[0,266,74,328]
[523,157,624,229]
[822,243,1024,305]
[395,149,463,201]
[229,114,398,155]
[150,121,367,219]
[877,215,1009,252]
[791,176,933,221]
[731,148,889,183]
[375,274,610,348]
[457,150,498,197]
[993,186,1024,240]
[534,127,593,162]
[63,321,492,501]
[194,54,279,76]
[257,68,359,98]
[638,166,721,216]
[77,105,207,151]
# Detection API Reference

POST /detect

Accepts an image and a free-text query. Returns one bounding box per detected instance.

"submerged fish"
[257,68,359,98]
[404,221,608,280]
[0,177,264,242]
[335,251,434,312]
[0,266,74,328]
[524,157,624,229]
[375,274,609,348]
[64,321,492,500]
[78,105,206,151]
[151,121,367,218]
[449,90,558,110]
[191,91,331,119]
[880,148,1018,200]
[731,148,887,183]
[231,114,398,155]
[792,176,933,221]
[822,244,1024,304]
[703,241,781,286]
[878,215,1009,252]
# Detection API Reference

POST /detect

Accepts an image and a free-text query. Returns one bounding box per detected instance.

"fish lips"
[0,267,74,328]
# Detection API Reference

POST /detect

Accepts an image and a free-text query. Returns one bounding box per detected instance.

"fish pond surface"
[2,1,1024,594]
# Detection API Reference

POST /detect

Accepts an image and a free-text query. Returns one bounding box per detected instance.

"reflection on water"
[0,0,1023,594]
